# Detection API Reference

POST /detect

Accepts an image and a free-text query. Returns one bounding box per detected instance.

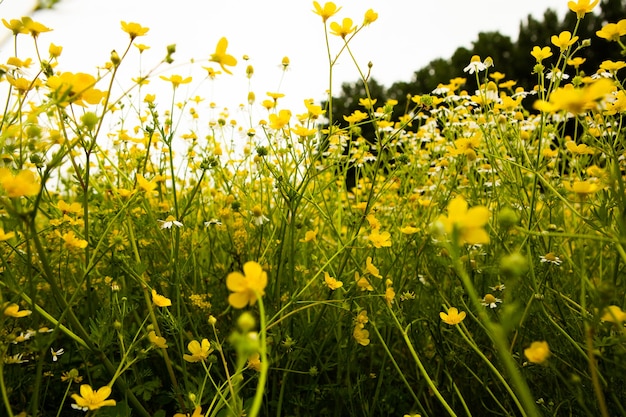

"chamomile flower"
[51,347,65,362]
[481,293,502,308]
[159,215,183,229]
[539,253,562,266]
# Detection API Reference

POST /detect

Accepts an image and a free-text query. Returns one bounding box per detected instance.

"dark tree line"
[328,0,626,128]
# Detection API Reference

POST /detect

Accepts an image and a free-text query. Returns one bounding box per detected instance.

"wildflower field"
[2,1,626,416]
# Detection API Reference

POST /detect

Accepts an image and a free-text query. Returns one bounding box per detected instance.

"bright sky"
[2,0,572,116]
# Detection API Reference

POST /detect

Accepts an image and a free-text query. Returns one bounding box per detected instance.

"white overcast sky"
[2,0,572,115]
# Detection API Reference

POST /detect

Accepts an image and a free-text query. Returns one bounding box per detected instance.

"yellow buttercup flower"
[0,168,40,197]
[600,305,626,324]
[596,20,626,41]
[21,16,52,38]
[120,21,149,40]
[3,303,32,318]
[159,74,192,88]
[324,272,343,290]
[363,9,378,26]
[530,46,553,63]
[183,338,213,362]
[151,289,172,307]
[226,261,268,308]
[436,196,490,245]
[148,331,168,348]
[568,0,599,19]
[60,230,88,250]
[174,405,205,417]
[440,307,466,325]
[71,384,116,411]
[209,37,237,75]
[330,18,356,39]
[368,229,392,248]
[269,109,292,130]
[0,228,15,241]
[551,31,579,52]
[524,341,550,364]
[312,1,341,23]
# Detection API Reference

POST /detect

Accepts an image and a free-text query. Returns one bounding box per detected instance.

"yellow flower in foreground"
[151,289,172,307]
[0,168,40,197]
[0,228,15,241]
[596,21,626,42]
[209,37,237,75]
[120,21,149,40]
[21,16,52,38]
[324,271,343,290]
[365,256,382,279]
[568,0,599,19]
[183,338,213,362]
[563,180,601,196]
[174,406,205,417]
[312,1,341,22]
[148,331,168,348]
[159,74,192,88]
[440,307,466,325]
[330,17,355,39]
[436,196,490,245]
[3,303,32,318]
[363,9,378,25]
[300,229,318,243]
[600,305,626,324]
[524,341,551,364]
[71,384,116,411]
[551,31,579,52]
[530,46,553,63]
[60,230,88,250]
[226,261,268,308]
[368,229,392,248]
[536,78,614,114]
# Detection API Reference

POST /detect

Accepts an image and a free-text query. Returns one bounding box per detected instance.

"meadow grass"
[1,1,626,416]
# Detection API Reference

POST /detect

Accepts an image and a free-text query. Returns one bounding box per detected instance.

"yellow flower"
[596,21,626,41]
[226,261,268,308]
[2,18,28,35]
[120,21,149,40]
[600,305,626,324]
[524,341,550,364]
[312,1,341,23]
[440,307,466,325]
[151,289,172,307]
[247,353,262,371]
[46,72,105,106]
[269,109,292,129]
[136,173,158,194]
[330,17,355,38]
[0,168,40,197]
[551,31,579,52]
[353,324,370,346]
[0,228,15,241]
[358,98,377,109]
[568,0,599,19]
[148,331,168,348]
[365,256,382,278]
[48,42,62,58]
[355,271,373,291]
[537,78,614,114]
[399,225,420,235]
[209,37,237,75]
[159,74,192,88]
[563,180,601,196]
[436,196,490,245]
[530,46,553,63]
[60,230,88,250]
[71,384,116,411]
[368,229,392,248]
[174,406,204,417]
[21,16,52,38]
[300,229,318,243]
[324,272,343,290]
[363,9,378,25]
[3,303,32,318]
[183,338,213,362]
